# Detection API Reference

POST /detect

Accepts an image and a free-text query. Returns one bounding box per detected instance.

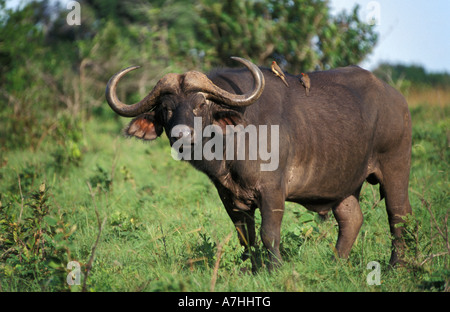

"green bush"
[0,183,76,291]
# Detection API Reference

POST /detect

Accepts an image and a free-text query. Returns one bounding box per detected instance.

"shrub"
[0,183,76,291]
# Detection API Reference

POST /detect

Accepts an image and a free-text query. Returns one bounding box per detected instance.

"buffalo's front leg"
[332,194,363,259]
[259,193,285,270]
[229,209,256,263]
[215,184,258,270]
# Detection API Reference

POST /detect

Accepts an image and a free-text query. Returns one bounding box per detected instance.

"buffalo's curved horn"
[200,56,265,107]
[105,66,180,117]
[106,57,265,116]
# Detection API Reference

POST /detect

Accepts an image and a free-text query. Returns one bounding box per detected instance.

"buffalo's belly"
[286,168,366,198]
[284,160,369,210]
[287,196,337,215]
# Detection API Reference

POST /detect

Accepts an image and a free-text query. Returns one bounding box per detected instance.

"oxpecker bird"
[300,73,310,96]
[271,61,289,87]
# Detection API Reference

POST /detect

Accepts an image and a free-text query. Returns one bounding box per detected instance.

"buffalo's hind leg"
[333,190,363,259]
[379,159,412,267]
[332,192,363,259]
[376,103,413,267]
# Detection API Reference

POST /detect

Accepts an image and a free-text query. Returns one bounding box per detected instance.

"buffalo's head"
[105,57,265,148]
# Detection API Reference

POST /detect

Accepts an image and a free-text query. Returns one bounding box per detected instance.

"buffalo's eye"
[193,101,208,116]
[195,101,207,111]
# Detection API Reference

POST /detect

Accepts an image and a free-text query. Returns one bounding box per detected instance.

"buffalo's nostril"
[179,128,192,138]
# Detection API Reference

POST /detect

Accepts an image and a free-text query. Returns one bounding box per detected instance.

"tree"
[196,0,378,73]
[317,5,378,70]
[373,63,450,90]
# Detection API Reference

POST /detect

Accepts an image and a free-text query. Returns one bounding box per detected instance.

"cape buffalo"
[105,57,412,271]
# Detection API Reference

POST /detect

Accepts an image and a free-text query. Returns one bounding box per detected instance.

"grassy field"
[0,91,448,292]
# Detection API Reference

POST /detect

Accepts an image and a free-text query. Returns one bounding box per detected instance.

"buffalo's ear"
[125,112,163,141]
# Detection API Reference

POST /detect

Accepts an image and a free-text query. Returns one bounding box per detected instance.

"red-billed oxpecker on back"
[300,72,311,96]
[271,61,289,87]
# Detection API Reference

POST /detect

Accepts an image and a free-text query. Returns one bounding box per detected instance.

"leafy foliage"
[196,0,377,71]
[0,0,379,152]
[0,183,76,290]
[374,63,450,89]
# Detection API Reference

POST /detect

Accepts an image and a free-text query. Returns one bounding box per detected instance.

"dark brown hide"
[106,60,412,271]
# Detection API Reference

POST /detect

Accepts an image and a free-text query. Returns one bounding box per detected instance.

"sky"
[330,0,450,72]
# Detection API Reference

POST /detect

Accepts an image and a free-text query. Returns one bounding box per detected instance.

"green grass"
[0,102,449,292]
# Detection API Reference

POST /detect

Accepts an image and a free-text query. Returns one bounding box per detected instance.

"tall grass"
[407,87,450,108]
[0,92,449,292]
